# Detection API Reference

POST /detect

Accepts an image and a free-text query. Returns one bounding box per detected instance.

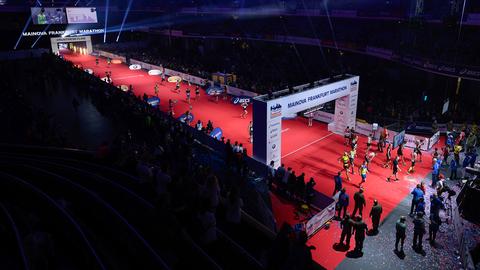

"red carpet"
[65,53,434,269]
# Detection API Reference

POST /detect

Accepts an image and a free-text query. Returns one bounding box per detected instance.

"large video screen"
[66,7,98,24]
[31,7,67,25]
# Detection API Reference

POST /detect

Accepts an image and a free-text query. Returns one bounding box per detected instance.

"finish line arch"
[252,75,359,167]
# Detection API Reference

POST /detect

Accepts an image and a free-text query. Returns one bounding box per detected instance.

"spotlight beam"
[103,0,109,43]
[31,23,52,48]
[116,0,134,42]
[14,17,33,50]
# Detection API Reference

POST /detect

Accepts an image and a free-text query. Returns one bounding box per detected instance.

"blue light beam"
[116,0,134,42]
[103,0,109,43]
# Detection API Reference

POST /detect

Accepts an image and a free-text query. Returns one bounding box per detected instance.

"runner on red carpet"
[349,148,356,174]
[415,139,424,162]
[344,126,350,145]
[186,87,191,103]
[358,162,369,188]
[338,152,351,181]
[387,156,401,182]
[195,85,200,101]
[397,141,406,166]
[383,143,392,168]
[248,121,253,143]
[240,102,248,119]
[407,151,417,174]
[154,83,159,97]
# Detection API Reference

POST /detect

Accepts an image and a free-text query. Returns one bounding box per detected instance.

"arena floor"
[64,53,435,269]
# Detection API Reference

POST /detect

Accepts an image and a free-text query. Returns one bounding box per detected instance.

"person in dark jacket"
[339,214,353,248]
[353,216,368,253]
[416,197,425,215]
[412,212,426,251]
[333,172,343,196]
[369,200,383,233]
[410,184,424,216]
[337,188,349,219]
[305,177,316,205]
[395,216,407,252]
[352,188,366,217]
[428,215,441,245]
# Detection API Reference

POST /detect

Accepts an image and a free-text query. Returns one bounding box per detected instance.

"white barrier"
[305,201,336,237]
[95,50,126,63]
[225,85,258,98]
[313,111,334,123]
[129,58,208,86]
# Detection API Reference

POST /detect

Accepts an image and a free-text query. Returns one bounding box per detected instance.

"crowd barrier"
[95,50,127,63]
[314,111,443,150]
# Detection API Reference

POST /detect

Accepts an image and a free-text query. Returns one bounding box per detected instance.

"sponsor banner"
[96,50,126,63]
[177,113,194,123]
[334,95,349,134]
[147,96,160,107]
[393,130,406,149]
[355,121,373,137]
[313,111,334,123]
[404,133,430,151]
[270,77,359,115]
[210,127,223,140]
[206,85,225,96]
[428,131,441,149]
[231,96,251,105]
[262,76,359,166]
[266,103,283,166]
[129,58,159,71]
[305,201,336,237]
[400,55,480,81]
[148,69,162,76]
[225,85,258,98]
[129,64,141,70]
[164,68,207,86]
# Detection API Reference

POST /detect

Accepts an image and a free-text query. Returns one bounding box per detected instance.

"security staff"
[352,188,366,217]
[395,216,407,252]
[339,214,353,248]
[353,216,368,253]
[369,200,383,233]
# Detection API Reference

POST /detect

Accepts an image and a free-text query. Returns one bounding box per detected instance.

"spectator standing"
[409,184,424,216]
[369,200,383,233]
[352,188,366,217]
[225,187,244,225]
[337,188,349,219]
[395,216,407,253]
[353,216,368,253]
[412,212,426,252]
[450,158,458,179]
[305,177,316,205]
[428,215,441,245]
[339,214,353,248]
[333,172,342,196]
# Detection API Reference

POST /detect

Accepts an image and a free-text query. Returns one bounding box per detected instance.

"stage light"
[31,23,51,48]
[116,0,134,42]
[103,0,109,43]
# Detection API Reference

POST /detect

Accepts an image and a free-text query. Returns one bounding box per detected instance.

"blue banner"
[147,96,160,107]
[206,85,225,96]
[231,96,252,105]
[177,113,194,123]
[210,127,223,140]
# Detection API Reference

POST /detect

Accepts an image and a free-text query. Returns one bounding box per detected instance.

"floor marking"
[113,74,145,80]
[282,132,334,158]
